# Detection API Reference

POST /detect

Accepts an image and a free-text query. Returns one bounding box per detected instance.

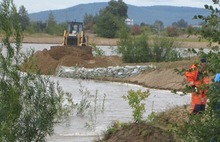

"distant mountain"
[28,2,210,27]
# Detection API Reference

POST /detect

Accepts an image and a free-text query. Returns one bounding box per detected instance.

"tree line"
[16,0,196,38]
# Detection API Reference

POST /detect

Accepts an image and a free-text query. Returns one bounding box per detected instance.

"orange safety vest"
[185,64,210,113]
[185,64,209,87]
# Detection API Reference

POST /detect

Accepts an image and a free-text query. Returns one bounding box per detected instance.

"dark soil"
[100,122,175,142]
[20,45,123,75]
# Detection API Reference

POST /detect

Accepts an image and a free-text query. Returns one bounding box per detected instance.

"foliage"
[83,13,95,30]
[175,1,220,141]
[187,25,199,35]
[76,83,91,117]
[151,36,181,62]
[18,5,29,31]
[0,0,74,141]
[176,49,220,141]
[85,91,106,131]
[117,29,182,63]
[153,20,164,35]
[177,111,220,141]
[20,5,66,35]
[130,24,141,35]
[194,4,220,44]
[45,12,57,35]
[123,89,150,123]
[101,121,129,140]
[96,9,126,38]
[91,43,105,56]
[117,28,150,63]
[172,19,188,28]
[75,83,106,131]
[27,21,47,33]
[95,0,127,38]
[106,0,128,18]
[166,26,179,37]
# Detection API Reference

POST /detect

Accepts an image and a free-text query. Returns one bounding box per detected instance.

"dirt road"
[22,34,210,48]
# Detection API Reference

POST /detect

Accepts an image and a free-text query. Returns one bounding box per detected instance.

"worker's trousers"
[191,91,206,114]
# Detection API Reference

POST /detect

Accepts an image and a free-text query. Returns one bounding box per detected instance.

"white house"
[125,18,134,26]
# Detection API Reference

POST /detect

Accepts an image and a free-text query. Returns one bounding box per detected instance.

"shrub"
[117,29,182,63]
[123,89,150,123]
[166,26,179,37]
[117,30,151,63]
[151,36,181,62]
[0,1,74,141]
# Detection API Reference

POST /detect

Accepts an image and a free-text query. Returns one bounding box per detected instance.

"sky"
[12,0,215,13]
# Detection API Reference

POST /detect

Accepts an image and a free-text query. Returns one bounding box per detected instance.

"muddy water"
[17,44,190,141]
[46,77,190,142]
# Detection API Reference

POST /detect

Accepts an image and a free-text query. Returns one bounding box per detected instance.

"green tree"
[18,5,29,31]
[83,13,95,30]
[117,27,151,63]
[95,0,128,38]
[106,0,128,18]
[153,20,164,35]
[0,0,74,141]
[151,36,180,62]
[172,19,188,28]
[27,20,47,33]
[46,12,57,35]
[117,28,180,63]
[96,11,122,38]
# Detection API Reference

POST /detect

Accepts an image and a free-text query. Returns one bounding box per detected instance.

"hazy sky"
[13,0,215,13]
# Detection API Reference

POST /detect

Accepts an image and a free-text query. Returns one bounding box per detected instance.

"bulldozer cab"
[67,22,83,36]
[63,21,88,46]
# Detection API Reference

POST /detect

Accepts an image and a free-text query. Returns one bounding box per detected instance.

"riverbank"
[21,34,204,91]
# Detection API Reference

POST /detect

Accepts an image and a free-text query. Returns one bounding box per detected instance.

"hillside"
[28,2,210,26]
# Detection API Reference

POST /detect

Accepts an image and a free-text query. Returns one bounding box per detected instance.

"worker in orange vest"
[185,58,210,114]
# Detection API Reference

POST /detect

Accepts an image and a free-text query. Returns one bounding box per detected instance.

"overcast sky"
[13,0,215,13]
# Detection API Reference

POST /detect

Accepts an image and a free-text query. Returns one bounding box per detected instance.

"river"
[20,44,190,142]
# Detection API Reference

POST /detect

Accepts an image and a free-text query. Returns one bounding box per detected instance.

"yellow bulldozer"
[50,21,92,59]
[62,21,89,46]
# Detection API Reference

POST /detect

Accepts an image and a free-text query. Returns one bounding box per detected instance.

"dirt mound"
[21,46,123,75]
[20,45,190,91]
[101,122,175,142]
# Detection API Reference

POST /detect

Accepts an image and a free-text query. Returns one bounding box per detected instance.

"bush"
[175,3,220,141]
[123,89,150,123]
[151,36,181,62]
[117,29,182,63]
[166,26,179,37]
[117,29,151,63]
